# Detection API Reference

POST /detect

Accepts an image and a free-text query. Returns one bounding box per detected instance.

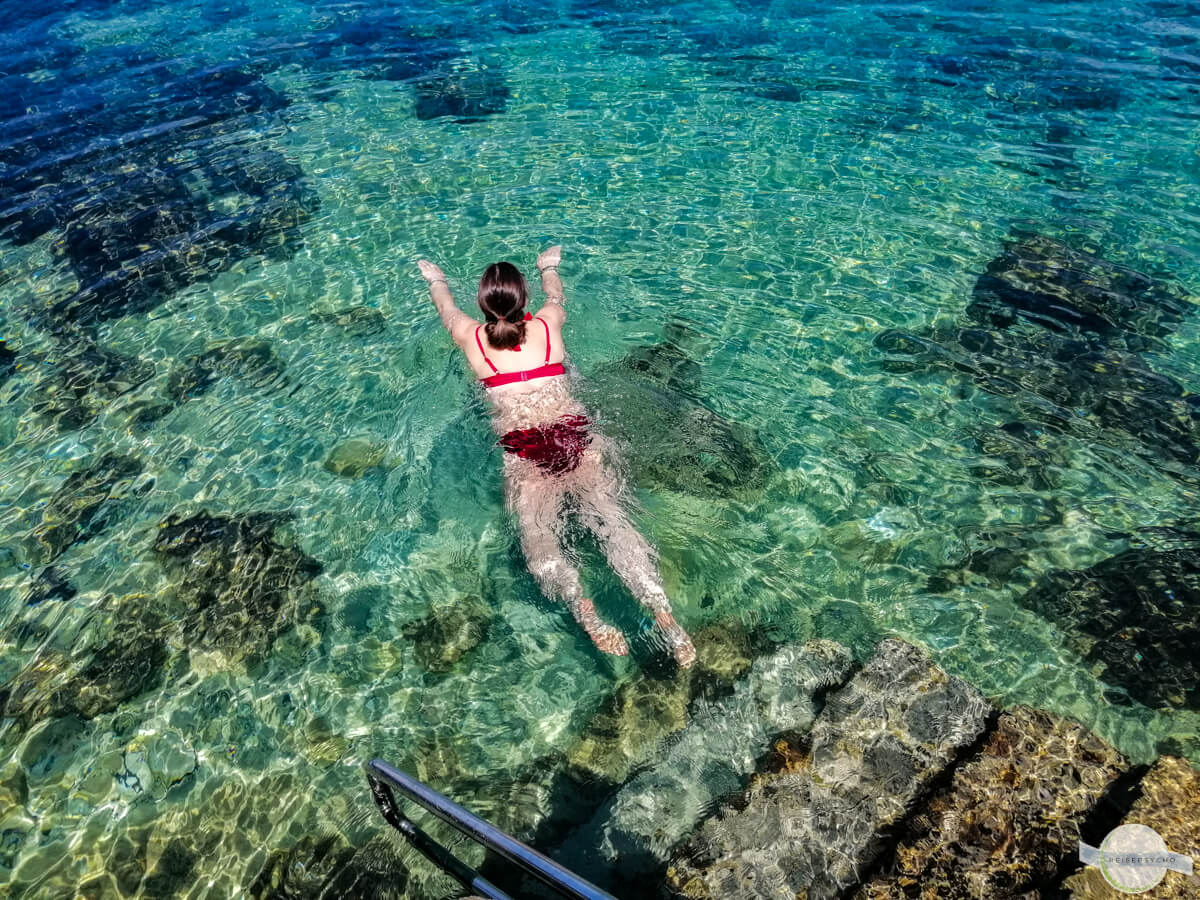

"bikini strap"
[541,317,551,363]
[474,326,498,373]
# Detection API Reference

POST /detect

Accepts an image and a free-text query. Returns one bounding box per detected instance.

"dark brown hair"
[477,261,527,351]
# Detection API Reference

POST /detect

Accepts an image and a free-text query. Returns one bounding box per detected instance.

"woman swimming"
[418,247,696,667]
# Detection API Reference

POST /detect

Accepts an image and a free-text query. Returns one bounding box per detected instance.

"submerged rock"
[1018,545,1200,711]
[24,565,77,606]
[31,339,155,430]
[666,639,991,900]
[310,305,387,337]
[414,63,511,121]
[153,510,324,663]
[1064,755,1200,899]
[969,234,1192,351]
[0,45,318,329]
[0,340,16,382]
[0,604,170,726]
[246,833,407,899]
[857,706,1127,899]
[166,338,286,403]
[565,620,757,787]
[35,453,144,559]
[589,337,774,499]
[323,438,390,478]
[401,594,492,673]
[559,640,854,882]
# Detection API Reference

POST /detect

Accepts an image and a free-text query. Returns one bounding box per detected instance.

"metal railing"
[365,759,618,900]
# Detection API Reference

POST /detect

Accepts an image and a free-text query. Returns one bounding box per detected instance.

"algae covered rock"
[166,338,286,403]
[310,305,388,337]
[402,595,491,672]
[565,620,755,787]
[969,234,1192,351]
[153,510,324,663]
[588,336,774,499]
[0,601,170,727]
[35,453,144,559]
[323,438,389,478]
[857,706,1128,900]
[30,340,155,430]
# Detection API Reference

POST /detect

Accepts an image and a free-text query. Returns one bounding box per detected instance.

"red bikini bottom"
[499,414,592,475]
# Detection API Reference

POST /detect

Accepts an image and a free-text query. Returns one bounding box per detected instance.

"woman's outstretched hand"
[418,259,446,284]
[537,245,562,272]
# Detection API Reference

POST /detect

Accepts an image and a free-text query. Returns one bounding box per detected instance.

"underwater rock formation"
[401,594,492,673]
[1064,755,1200,899]
[857,706,1127,899]
[0,42,317,329]
[875,236,1200,480]
[969,234,1191,351]
[246,833,408,899]
[666,639,991,900]
[24,565,77,606]
[413,64,511,121]
[153,510,324,663]
[1018,545,1200,712]
[35,453,144,559]
[165,338,286,403]
[323,438,390,478]
[565,620,758,787]
[0,340,15,382]
[0,607,170,726]
[588,335,774,499]
[30,339,156,429]
[310,305,388,338]
[558,640,854,882]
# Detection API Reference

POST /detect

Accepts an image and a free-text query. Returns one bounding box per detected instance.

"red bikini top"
[475,312,566,388]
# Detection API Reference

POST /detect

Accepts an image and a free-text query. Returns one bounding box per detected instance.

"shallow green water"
[1,0,1199,896]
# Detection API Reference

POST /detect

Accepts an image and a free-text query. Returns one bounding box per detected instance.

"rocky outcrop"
[856,706,1128,899]
[560,640,854,882]
[666,639,990,899]
[1064,755,1200,899]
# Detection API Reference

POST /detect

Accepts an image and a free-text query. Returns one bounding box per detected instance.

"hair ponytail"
[477,261,528,351]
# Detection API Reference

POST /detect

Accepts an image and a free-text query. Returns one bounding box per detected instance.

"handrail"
[365,759,618,900]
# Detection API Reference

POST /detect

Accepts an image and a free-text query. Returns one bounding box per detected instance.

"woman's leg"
[504,459,629,656]
[569,439,696,666]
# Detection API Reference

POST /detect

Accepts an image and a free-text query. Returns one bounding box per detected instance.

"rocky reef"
[969,235,1190,351]
[30,339,156,430]
[164,338,287,404]
[856,706,1128,899]
[1017,544,1200,712]
[1,37,317,331]
[401,594,492,673]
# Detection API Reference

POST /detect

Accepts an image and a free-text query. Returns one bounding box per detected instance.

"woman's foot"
[575,598,630,656]
[654,611,697,667]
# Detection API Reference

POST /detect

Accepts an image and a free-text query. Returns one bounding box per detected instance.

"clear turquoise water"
[1,0,1198,896]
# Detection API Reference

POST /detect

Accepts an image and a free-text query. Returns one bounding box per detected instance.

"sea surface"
[1,0,1198,897]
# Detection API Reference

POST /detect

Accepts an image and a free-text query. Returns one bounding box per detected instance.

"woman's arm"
[536,245,567,326]
[418,259,476,344]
